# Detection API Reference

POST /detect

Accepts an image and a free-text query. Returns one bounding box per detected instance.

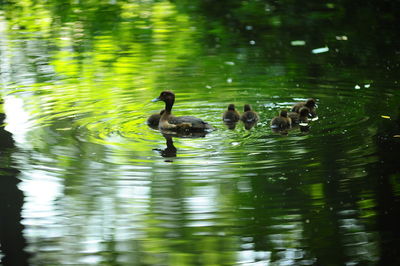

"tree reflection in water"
[0,102,30,265]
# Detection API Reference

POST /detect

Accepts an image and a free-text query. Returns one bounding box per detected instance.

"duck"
[288,107,309,125]
[147,110,165,129]
[152,91,214,132]
[241,104,259,123]
[223,104,240,123]
[291,98,317,117]
[222,104,240,129]
[240,104,259,130]
[270,110,292,129]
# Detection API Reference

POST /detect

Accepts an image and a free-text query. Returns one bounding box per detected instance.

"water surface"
[1,1,400,265]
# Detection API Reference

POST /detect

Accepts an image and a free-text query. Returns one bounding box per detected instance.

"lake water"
[1,1,400,265]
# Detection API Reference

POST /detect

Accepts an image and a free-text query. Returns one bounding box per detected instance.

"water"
[1,1,400,265]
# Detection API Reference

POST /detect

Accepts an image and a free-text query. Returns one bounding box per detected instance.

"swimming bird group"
[270,98,317,131]
[148,91,317,133]
[222,103,259,130]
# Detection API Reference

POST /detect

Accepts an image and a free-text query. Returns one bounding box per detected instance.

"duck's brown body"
[271,110,292,129]
[223,104,240,123]
[241,104,259,123]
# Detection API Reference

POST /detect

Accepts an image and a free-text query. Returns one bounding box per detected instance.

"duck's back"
[271,117,291,129]
[287,112,300,124]
[223,110,240,122]
[241,111,259,123]
[291,102,305,113]
[169,115,214,130]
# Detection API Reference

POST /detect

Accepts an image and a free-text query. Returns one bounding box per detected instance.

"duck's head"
[299,107,310,117]
[279,110,288,117]
[227,104,236,111]
[305,98,316,108]
[152,91,175,104]
[244,104,252,112]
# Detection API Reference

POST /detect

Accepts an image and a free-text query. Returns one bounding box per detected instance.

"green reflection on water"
[1,0,400,265]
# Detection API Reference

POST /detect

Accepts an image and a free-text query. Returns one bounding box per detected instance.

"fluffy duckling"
[152,91,214,132]
[147,110,165,129]
[222,104,240,123]
[223,104,240,129]
[288,107,309,125]
[291,98,317,117]
[270,110,292,129]
[241,104,259,123]
[240,104,258,130]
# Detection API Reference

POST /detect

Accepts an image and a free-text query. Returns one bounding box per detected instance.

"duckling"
[223,104,240,123]
[288,107,309,125]
[291,98,317,117]
[240,104,258,130]
[241,104,259,123]
[152,91,214,131]
[147,110,165,129]
[222,104,240,129]
[270,110,292,129]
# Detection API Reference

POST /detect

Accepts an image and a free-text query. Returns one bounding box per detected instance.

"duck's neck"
[164,99,174,115]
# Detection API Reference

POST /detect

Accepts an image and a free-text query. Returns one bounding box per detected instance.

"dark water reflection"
[1,0,400,265]
[0,109,30,265]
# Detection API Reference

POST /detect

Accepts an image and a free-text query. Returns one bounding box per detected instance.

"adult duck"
[152,91,214,131]
[270,110,292,129]
[291,98,317,117]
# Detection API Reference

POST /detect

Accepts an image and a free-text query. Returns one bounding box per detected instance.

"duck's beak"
[152,97,160,102]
